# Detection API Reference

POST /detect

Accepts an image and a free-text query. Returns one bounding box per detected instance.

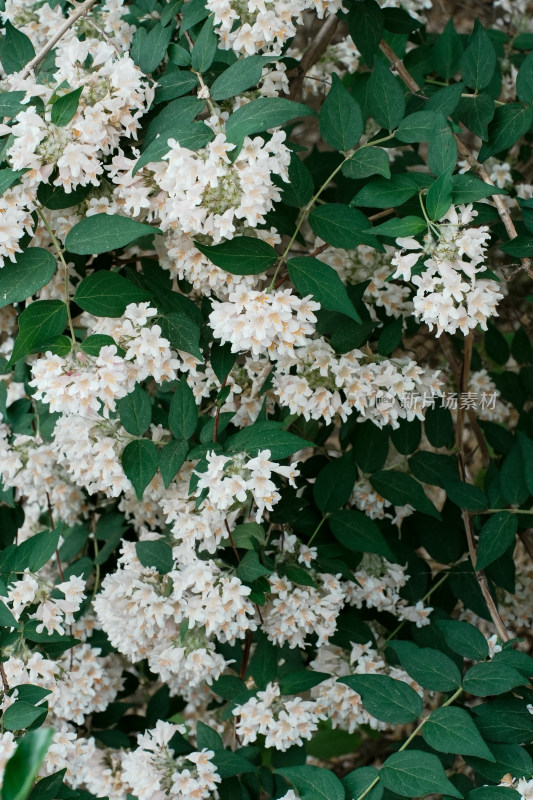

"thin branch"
[20,0,98,79]
[289,15,339,101]
[379,40,533,279]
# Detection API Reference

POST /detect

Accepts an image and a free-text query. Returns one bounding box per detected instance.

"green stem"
[308,516,327,546]
[473,508,533,515]
[355,686,464,800]
[37,206,76,345]
[268,132,397,290]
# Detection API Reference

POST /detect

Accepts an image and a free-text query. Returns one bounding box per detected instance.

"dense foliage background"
[0,0,532,799]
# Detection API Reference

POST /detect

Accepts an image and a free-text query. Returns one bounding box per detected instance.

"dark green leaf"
[369,216,426,238]
[211,55,270,101]
[476,512,518,572]
[118,385,151,437]
[437,620,488,661]
[329,510,395,559]
[159,312,203,361]
[8,300,67,366]
[277,766,345,800]
[462,662,527,696]
[121,439,159,500]
[313,455,356,512]
[0,22,35,75]
[319,74,364,152]
[138,22,173,73]
[225,421,311,459]
[225,97,315,147]
[338,674,423,723]
[351,174,419,208]
[236,551,272,583]
[445,481,488,511]
[50,87,82,127]
[168,377,198,441]
[159,440,188,488]
[342,766,382,800]
[347,0,383,67]
[452,173,506,204]
[65,214,160,255]
[458,94,495,140]
[370,470,441,518]
[133,123,213,175]
[479,104,533,162]
[517,52,533,104]
[135,540,174,574]
[288,257,361,323]
[282,154,313,208]
[191,15,217,72]
[0,249,56,309]
[3,701,47,731]
[391,641,461,692]
[1,728,53,800]
[381,750,462,798]
[428,118,458,176]
[155,69,199,103]
[74,271,152,317]
[279,671,329,695]
[396,111,441,143]
[368,60,406,131]
[431,19,464,80]
[460,21,497,90]
[342,147,391,180]
[13,529,60,573]
[426,170,453,220]
[308,205,375,250]
[195,237,278,274]
[424,707,496,759]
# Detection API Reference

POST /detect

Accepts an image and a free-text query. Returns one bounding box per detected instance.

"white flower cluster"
[345,554,432,628]
[500,775,533,800]
[206,0,344,55]
[233,681,325,750]
[311,642,423,733]
[392,205,503,336]
[122,722,221,800]
[272,338,442,428]
[288,37,360,99]
[195,449,299,522]
[151,130,290,242]
[94,540,256,697]
[6,571,85,635]
[209,287,320,357]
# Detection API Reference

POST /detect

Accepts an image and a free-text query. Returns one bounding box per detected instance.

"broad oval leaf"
[0,248,56,309]
[65,214,161,255]
[195,237,278,275]
[288,256,361,323]
[338,674,423,723]
[381,750,463,798]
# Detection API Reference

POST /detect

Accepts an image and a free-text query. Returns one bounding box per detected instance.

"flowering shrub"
[1,1,533,799]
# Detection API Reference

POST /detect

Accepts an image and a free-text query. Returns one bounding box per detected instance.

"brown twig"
[289,15,339,101]
[368,208,395,222]
[379,39,533,280]
[20,0,98,79]
[0,661,9,694]
[455,334,511,642]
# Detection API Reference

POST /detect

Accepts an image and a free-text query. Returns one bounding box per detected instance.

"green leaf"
[426,82,465,117]
[351,174,419,208]
[211,342,236,384]
[210,55,269,101]
[225,97,315,147]
[338,674,423,723]
[287,257,361,323]
[0,248,56,309]
[437,619,489,661]
[452,173,506,204]
[342,766,382,800]
[118,385,151,437]
[423,706,495,760]
[191,15,217,72]
[308,205,375,250]
[74,271,152,317]
[155,68,199,103]
[368,216,426,238]
[224,421,311,459]
[462,662,527,696]
[391,641,461,692]
[80,334,118,357]
[432,19,464,79]
[396,111,441,143]
[500,236,533,258]
[168,377,198,440]
[279,671,329,695]
[277,766,345,800]
[468,789,521,800]
[3,702,47,732]
[135,539,174,574]
[161,0,183,26]
[27,768,67,800]
[370,470,441,518]
[50,87,82,127]
[465,743,533,785]
[0,91,26,118]
[426,170,453,221]
[319,74,364,152]
[210,750,256,779]
[473,695,533,744]
[282,154,314,208]
[138,22,173,73]
[0,21,35,75]
[236,551,272,583]
[8,300,67,366]
[231,522,265,549]
[428,118,458,176]
[501,443,529,504]
[195,237,278,275]
[329,510,395,559]
[347,0,383,67]
[133,123,213,175]
[517,52,533,104]
[0,600,21,630]
[0,167,28,196]
[13,529,60,573]
[1,728,53,800]
[36,181,90,210]
[65,214,160,255]
[476,512,518,572]
[460,20,497,90]
[313,455,356,513]
[342,147,391,180]
[368,60,406,131]
[444,480,488,511]
[159,312,203,361]
[382,7,421,34]
[458,94,495,140]
[159,440,188,488]
[479,104,533,162]
[121,439,159,500]
[380,750,463,798]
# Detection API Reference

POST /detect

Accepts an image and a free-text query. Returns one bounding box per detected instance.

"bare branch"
[289,15,339,101]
